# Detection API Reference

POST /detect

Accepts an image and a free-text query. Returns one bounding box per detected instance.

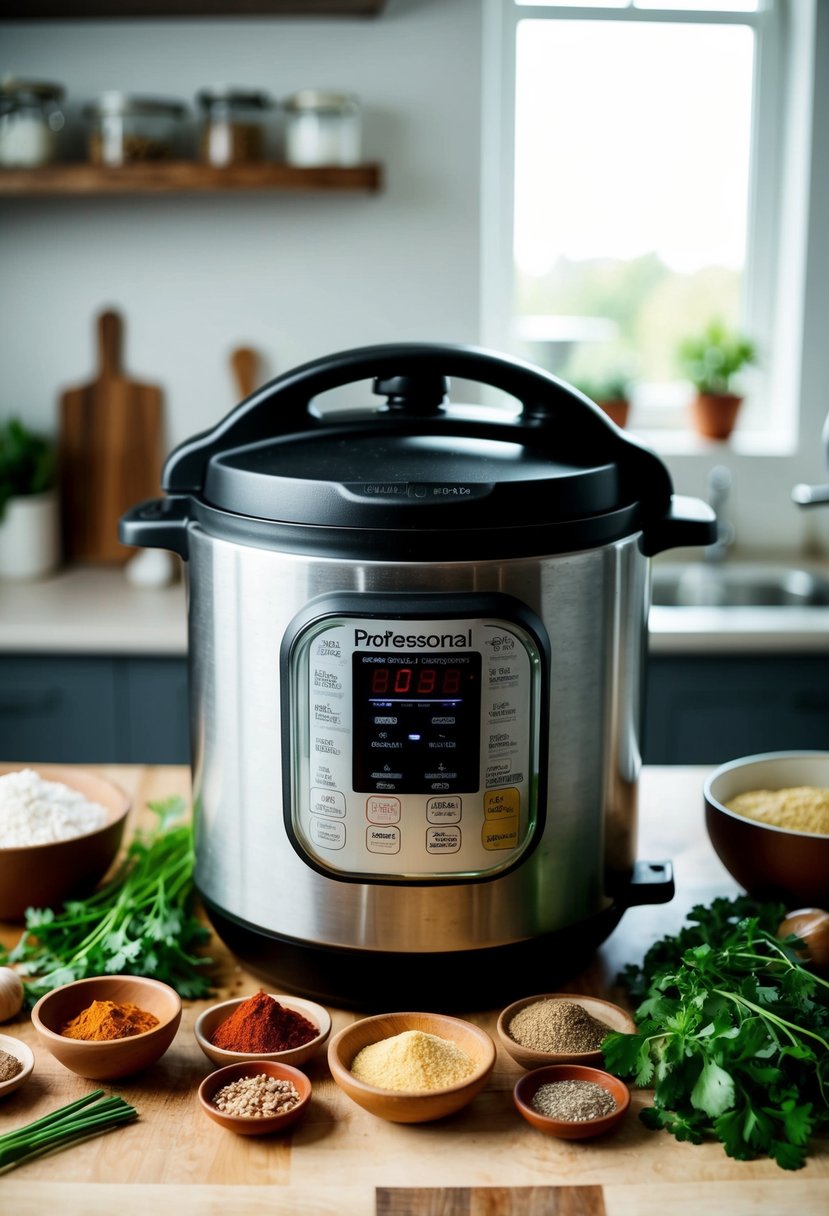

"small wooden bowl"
[0,764,131,921]
[327,1010,496,1124]
[513,1063,630,1140]
[31,974,182,1080]
[497,993,636,1069]
[198,1060,312,1136]
[194,993,331,1068]
[0,1033,34,1099]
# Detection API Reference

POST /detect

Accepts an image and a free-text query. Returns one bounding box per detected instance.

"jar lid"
[197,85,274,110]
[84,92,188,119]
[0,76,65,103]
[283,89,359,114]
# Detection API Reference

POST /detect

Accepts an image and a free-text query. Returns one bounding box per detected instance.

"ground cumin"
[60,999,159,1041]
[210,991,318,1053]
[507,999,612,1054]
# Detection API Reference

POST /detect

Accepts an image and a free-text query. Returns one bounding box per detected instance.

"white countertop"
[0,562,827,656]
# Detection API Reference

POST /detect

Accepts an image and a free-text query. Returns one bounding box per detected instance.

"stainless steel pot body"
[189,524,648,955]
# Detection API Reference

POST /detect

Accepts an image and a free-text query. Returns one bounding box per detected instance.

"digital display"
[352,651,482,794]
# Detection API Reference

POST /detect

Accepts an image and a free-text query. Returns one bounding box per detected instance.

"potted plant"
[572,373,632,429]
[679,319,757,440]
[0,417,59,579]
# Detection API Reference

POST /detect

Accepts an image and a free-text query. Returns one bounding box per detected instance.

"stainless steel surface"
[651,561,829,609]
[189,529,647,955]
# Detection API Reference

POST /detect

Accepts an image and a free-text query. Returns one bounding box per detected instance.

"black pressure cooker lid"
[122,344,715,559]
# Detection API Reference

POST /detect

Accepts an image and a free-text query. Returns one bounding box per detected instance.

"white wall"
[0,0,483,451]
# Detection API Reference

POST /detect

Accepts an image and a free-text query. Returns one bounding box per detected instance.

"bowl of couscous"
[704,751,829,906]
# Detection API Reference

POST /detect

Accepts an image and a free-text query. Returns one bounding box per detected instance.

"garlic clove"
[0,966,24,1022]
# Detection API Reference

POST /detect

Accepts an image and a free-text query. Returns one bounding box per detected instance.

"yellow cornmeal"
[350,1029,475,1092]
[726,786,829,836]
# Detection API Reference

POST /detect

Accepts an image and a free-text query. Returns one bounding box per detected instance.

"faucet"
[792,410,829,506]
[704,465,734,561]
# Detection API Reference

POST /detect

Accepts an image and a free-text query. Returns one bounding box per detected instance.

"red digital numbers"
[369,666,462,697]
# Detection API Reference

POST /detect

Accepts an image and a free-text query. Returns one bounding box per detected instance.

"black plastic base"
[201,893,627,1011]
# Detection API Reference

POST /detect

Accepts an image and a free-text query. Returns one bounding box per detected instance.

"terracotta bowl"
[194,993,331,1068]
[705,751,829,907]
[327,1010,496,1124]
[513,1063,630,1140]
[0,764,131,921]
[31,974,182,1080]
[198,1060,312,1136]
[496,993,636,1070]
[0,1033,35,1099]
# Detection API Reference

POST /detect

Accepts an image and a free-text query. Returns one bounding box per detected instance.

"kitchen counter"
[0,765,826,1215]
[1,563,828,656]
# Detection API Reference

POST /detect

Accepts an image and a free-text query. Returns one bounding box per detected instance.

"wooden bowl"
[31,974,181,1080]
[327,1011,496,1124]
[496,993,636,1070]
[0,764,131,921]
[705,751,829,906]
[194,993,331,1068]
[513,1063,630,1140]
[198,1060,312,1136]
[0,1033,34,1099]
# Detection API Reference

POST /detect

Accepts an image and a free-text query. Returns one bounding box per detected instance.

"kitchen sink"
[651,562,829,609]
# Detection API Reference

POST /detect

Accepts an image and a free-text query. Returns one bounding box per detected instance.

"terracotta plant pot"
[691,392,743,441]
[596,398,630,429]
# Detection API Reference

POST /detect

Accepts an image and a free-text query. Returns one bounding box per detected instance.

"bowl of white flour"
[0,765,131,920]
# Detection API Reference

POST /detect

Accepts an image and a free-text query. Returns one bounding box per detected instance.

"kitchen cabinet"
[0,654,189,764]
[644,654,829,764]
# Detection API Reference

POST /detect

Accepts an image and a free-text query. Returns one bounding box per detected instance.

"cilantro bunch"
[1,797,213,1006]
[603,896,829,1170]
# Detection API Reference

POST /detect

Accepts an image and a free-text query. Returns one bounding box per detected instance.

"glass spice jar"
[283,90,361,168]
[0,77,65,167]
[84,93,187,166]
[197,86,274,166]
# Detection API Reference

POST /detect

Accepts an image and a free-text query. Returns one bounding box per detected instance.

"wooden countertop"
[0,765,826,1215]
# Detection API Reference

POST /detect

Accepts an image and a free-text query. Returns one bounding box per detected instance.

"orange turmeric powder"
[60,998,159,1041]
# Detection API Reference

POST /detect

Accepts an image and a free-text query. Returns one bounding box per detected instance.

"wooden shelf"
[0,161,382,196]
[2,1,386,18]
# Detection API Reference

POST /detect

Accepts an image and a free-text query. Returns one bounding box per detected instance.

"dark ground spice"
[211,991,318,1053]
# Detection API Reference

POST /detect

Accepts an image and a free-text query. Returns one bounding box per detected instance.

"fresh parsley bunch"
[603,896,829,1170]
[1,797,213,1006]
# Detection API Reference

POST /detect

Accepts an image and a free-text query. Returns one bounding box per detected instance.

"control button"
[312,667,343,692]
[313,702,342,727]
[310,788,346,818]
[313,735,342,757]
[426,826,461,854]
[309,818,346,850]
[482,817,519,851]
[484,788,520,819]
[367,825,401,854]
[367,796,401,824]
[426,796,462,824]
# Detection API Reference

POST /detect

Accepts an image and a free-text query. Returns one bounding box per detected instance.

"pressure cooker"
[121,343,715,1008]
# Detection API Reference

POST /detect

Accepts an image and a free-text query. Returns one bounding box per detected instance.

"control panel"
[283,601,547,881]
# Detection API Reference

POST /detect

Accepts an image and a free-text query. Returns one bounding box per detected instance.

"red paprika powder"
[211,991,318,1053]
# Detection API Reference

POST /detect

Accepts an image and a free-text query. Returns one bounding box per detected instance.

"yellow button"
[484,787,520,819]
[482,816,519,850]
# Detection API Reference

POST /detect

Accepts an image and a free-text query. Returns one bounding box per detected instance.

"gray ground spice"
[0,1049,23,1083]
[531,1078,617,1121]
[508,999,612,1053]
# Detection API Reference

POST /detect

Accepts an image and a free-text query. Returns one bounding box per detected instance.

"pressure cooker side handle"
[162,342,656,494]
[119,497,190,559]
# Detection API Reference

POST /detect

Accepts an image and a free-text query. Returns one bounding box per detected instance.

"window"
[482,1,812,448]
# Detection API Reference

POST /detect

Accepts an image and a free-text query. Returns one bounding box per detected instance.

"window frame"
[480,0,811,454]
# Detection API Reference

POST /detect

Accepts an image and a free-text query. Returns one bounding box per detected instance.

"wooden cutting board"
[59,309,164,564]
[230,345,260,400]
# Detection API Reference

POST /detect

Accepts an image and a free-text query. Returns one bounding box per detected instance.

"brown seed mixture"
[212,1072,301,1117]
[726,786,829,836]
[508,999,612,1054]
[532,1078,617,1122]
[0,1048,23,1083]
